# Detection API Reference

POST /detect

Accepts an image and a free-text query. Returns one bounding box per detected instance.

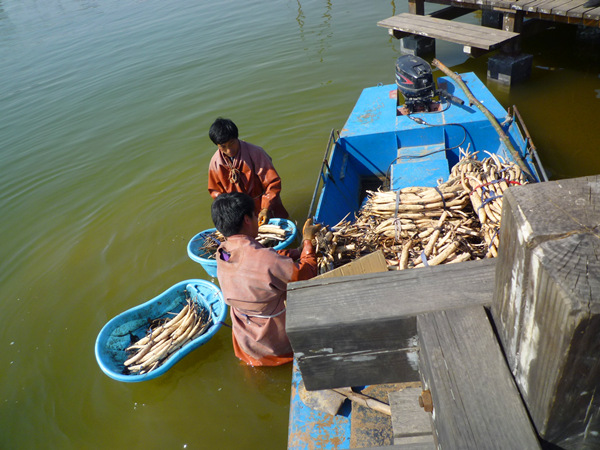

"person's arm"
[250,147,283,216]
[288,219,321,282]
[207,160,225,199]
[289,239,317,282]
[276,247,301,260]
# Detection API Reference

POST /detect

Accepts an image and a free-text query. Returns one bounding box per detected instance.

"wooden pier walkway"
[378,0,600,37]
[378,0,599,81]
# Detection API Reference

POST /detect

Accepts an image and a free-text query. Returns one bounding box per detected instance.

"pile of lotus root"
[314,148,528,274]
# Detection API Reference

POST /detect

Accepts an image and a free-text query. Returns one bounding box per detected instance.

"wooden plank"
[418,306,541,449]
[410,0,599,22]
[492,176,600,447]
[293,348,421,392]
[388,385,435,448]
[583,6,600,21]
[555,0,592,16]
[567,3,600,17]
[521,0,559,13]
[379,13,516,47]
[519,0,599,22]
[286,258,496,390]
[511,0,543,11]
[538,0,579,15]
[383,7,475,40]
[377,13,518,49]
[488,0,520,8]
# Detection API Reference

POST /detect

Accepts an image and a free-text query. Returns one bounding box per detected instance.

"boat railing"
[307,128,340,220]
[511,105,549,182]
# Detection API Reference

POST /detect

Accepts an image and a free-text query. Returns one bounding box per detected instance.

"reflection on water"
[0,0,598,448]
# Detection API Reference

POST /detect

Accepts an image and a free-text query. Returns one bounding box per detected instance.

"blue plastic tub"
[187,218,297,278]
[95,279,227,383]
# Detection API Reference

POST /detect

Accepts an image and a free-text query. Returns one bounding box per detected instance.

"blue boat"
[308,57,547,227]
[95,279,227,383]
[289,57,547,448]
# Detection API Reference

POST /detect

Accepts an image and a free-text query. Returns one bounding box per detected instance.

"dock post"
[400,35,435,57]
[482,10,502,28]
[487,11,532,85]
[492,175,600,448]
[400,0,435,57]
[487,51,533,85]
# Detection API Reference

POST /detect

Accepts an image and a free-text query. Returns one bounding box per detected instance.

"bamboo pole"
[431,59,534,181]
[332,388,391,416]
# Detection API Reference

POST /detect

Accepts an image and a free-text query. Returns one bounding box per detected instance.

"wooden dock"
[378,0,600,82]
[287,175,600,449]
[389,0,600,27]
[379,13,520,52]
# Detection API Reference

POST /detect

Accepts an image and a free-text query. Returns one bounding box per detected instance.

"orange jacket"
[216,235,317,366]
[208,140,288,219]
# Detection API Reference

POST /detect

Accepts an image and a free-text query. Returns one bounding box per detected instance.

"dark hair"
[211,192,255,237]
[208,118,239,145]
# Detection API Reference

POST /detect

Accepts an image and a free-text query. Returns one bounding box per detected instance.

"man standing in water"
[211,192,320,366]
[207,117,288,226]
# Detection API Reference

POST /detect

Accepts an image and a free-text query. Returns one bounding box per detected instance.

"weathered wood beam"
[377,13,519,50]
[409,0,426,16]
[418,305,541,448]
[286,258,497,390]
[383,6,474,40]
[492,175,600,448]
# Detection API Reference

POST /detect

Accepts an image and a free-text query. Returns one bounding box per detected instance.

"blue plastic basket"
[187,218,297,278]
[95,279,227,383]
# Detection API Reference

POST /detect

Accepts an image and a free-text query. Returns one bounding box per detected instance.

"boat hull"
[294,71,548,447]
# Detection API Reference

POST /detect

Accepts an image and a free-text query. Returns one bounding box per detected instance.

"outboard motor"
[395,55,436,113]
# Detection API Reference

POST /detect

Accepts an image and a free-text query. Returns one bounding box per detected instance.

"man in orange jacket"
[207,117,288,226]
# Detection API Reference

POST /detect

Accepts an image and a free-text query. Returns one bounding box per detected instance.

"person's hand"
[258,208,269,226]
[302,218,322,242]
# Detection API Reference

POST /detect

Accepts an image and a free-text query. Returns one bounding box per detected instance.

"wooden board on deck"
[286,258,497,391]
[417,305,541,448]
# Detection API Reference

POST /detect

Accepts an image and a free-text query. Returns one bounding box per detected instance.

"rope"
[469,178,521,194]
[477,192,502,210]
[434,185,447,210]
[420,251,430,267]
[223,154,241,185]
[488,227,501,249]
[394,218,402,242]
[394,191,402,241]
